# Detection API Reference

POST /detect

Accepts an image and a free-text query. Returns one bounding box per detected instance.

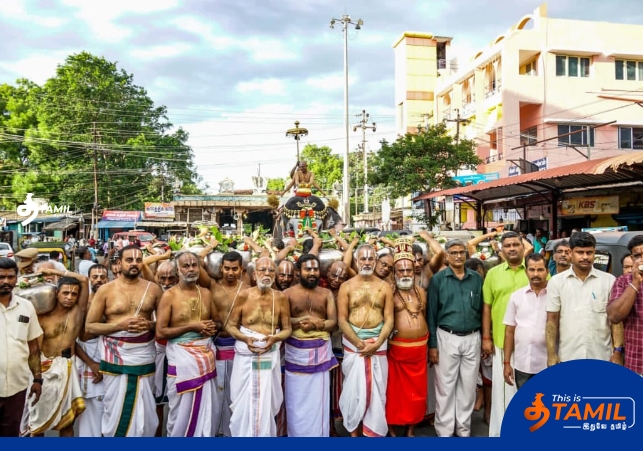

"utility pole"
[420,112,433,130]
[91,122,99,240]
[444,108,469,144]
[330,14,363,228]
[353,109,376,213]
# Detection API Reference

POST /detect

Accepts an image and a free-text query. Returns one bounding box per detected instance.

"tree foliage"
[0,52,203,211]
[299,144,343,191]
[369,123,482,200]
[266,177,286,191]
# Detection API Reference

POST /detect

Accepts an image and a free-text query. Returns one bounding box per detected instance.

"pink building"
[394,3,643,231]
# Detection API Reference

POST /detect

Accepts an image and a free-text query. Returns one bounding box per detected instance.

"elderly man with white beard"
[385,238,429,437]
[225,257,292,437]
[337,244,394,437]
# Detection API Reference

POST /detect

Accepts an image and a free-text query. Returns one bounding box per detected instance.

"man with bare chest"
[199,251,247,436]
[413,231,446,292]
[85,245,163,437]
[337,244,394,437]
[225,257,292,437]
[283,254,338,437]
[156,251,218,437]
[21,270,89,437]
[385,239,429,437]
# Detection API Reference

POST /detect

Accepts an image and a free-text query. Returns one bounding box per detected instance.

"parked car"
[544,231,642,277]
[112,230,167,250]
[0,242,15,261]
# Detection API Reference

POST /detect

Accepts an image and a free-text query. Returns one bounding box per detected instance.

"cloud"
[236,79,286,96]
[129,43,193,60]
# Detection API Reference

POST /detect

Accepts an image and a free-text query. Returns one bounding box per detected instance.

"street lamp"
[285,120,308,163]
[330,14,363,228]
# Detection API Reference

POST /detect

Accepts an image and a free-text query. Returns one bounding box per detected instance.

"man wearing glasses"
[608,235,643,376]
[428,240,483,437]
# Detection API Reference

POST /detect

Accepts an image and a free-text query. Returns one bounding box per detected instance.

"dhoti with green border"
[99,330,157,437]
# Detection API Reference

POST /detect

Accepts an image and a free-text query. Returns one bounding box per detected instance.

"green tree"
[299,144,342,191]
[369,123,482,226]
[266,177,286,191]
[4,52,202,212]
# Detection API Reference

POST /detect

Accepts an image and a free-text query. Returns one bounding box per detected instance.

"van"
[112,230,157,248]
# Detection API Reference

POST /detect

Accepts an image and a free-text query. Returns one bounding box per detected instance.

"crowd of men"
[0,227,642,437]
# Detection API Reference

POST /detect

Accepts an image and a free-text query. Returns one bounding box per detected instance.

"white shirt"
[0,295,44,397]
[52,261,67,272]
[546,266,616,362]
[78,259,94,277]
[503,285,548,374]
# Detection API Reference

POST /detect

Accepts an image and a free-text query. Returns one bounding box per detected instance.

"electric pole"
[420,112,433,130]
[444,108,469,144]
[91,122,99,240]
[353,110,376,213]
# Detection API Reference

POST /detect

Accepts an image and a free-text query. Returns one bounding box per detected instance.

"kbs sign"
[560,196,619,216]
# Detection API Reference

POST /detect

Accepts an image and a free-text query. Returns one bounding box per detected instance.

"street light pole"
[353,109,376,213]
[286,120,308,163]
[331,15,363,228]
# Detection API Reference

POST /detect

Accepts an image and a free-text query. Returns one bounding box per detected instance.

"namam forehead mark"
[358,247,375,259]
[396,259,414,272]
[178,253,199,266]
[122,248,143,260]
[60,285,80,295]
[90,268,108,277]
[256,257,276,271]
[157,262,174,276]
[278,260,294,275]
[331,266,347,277]
[304,259,319,270]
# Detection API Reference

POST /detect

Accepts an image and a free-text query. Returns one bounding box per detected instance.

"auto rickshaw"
[27,241,75,271]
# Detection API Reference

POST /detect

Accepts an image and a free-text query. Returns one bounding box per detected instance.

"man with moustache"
[209,251,247,437]
[151,260,178,436]
[274,259,296,291]
[374,252,395,286]
[283,254,338,437]
[503,253,549,390]
[482,231,529,436]
[21,269,89,436]
[225,257,292,437]
[337,244,395,437]
[85,245,164,437]
[412,231,447,291]
[156,251,218,437]
[551,240,571,276]
[386,238,428,437]
[546,232,624,366]
[75,264,109,436]
[428,239,483,437]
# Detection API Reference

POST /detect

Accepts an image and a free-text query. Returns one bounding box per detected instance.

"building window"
[520,126,538,146]
[521,59,537,76]
[397,102,404,130]
[556,55,590,77]
[557,124,595,147]
[488,131,497,150]
[619,127,643,149]
[615,60,643,80]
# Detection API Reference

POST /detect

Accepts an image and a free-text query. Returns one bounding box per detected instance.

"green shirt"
[427,267,483,349]
[483,260,529,349]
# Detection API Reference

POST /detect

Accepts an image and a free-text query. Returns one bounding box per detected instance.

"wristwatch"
[33,378,44,385]
[613,346,625,353]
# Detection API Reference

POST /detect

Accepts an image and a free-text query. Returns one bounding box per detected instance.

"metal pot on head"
[14,281,58,315]
[319,249,344,276]
[203,251,225,280]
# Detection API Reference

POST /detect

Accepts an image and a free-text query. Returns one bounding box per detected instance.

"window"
[488,131,497,150]
[615,60,643,80]
[397,102,404,130]
[556,55,590,77]
[619,127,643,149]
[557,124,595,147]
[521,126,538,146]
[521,59,537,76]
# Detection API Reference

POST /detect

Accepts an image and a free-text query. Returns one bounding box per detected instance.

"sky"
[2,0,642,194]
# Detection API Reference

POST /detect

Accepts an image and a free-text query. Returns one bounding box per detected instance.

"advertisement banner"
[143,202,175,219]
[560,196,619,216]
[101,210,141,221]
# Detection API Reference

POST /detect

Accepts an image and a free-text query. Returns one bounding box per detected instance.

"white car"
[0,242,15,261]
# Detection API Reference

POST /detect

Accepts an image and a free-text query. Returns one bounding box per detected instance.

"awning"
[96,220,136,229]
[413,151,643,203]
[42,218,78,231]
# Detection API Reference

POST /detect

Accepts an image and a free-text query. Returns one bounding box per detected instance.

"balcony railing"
[461,94,475,117]
[442,108,452,120]
[484,78,502,99]
[485,153,504,164]
[438,59,446,69]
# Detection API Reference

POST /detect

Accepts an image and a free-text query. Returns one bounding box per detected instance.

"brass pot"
[15,283,58,315]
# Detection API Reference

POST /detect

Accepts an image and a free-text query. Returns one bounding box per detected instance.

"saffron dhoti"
[385,334,429,426]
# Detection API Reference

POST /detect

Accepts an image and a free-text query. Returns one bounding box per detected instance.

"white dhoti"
[229,326,282,437]
[213,336,236,437]
[488,344,517,437]
[21,355,86,435]
[339,335,388,437]
[75,337,105,437]
[100,330,158,437]
[284,334,338,437]
[166,333,217,437]
[153,340,169,405]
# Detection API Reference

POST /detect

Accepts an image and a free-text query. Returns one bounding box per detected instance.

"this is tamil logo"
[17,193,70,226]
[525,392,635,432]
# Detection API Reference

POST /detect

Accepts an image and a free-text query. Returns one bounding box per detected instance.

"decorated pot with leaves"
[15,281,58,315]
